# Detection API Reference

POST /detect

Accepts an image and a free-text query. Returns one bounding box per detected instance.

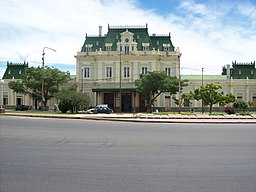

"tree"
[8,66,70,109]
[135,71,166,112]
[172,92,193,109]
[233,100,248,113]
[135,71,182,112]
[55,85,90,113]
[171,79,189,113]
[193,83,235,114]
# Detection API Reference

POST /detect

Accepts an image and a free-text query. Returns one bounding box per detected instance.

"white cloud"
[0,0,255,78]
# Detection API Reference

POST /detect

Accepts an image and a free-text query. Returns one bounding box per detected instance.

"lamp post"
[42,47,56,111]
[201,67,204,114]
[119,45,122,113]
[176,47,182,114]
[0,79,5,113]
[81,67,84,93]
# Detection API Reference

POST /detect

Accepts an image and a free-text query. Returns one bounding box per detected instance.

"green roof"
[181,75,227,81]
[81,25,174,52]
[2,61,28,79]
[222,61,256,79]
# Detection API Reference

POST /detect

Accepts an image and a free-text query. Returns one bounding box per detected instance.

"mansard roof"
[2,61,28,79]
[222,61,256,79]
[81,24,175,52]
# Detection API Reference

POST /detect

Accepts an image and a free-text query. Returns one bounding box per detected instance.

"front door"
[104,93,114,109]
[122,93,132,112]
[139,95,147,112]
[16,98,22,106]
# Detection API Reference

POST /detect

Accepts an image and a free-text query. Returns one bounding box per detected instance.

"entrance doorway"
[104,93,114,109]
[16,98,22,106]
[122,93,132,112]
[139,96,147,112]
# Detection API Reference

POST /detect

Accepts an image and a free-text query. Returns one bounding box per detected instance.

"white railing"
[77,50,178,57]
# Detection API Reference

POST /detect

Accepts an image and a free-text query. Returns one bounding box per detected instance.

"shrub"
[224,105,235,115]
[58,101,71,113]
[233,100,248,113]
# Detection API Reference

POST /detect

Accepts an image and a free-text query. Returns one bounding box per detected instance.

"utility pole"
[202,67,204,114]
[119,43,122,113]
[42,47,56,111]
[176,47,182,114]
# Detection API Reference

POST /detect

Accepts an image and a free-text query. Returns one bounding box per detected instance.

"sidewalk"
[1,112,256,124]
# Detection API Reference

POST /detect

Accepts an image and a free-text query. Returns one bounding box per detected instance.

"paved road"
[0,116,256,192]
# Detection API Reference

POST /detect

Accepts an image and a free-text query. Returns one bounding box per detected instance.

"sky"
[0,0,255,78]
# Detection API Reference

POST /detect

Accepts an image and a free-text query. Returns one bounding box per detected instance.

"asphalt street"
[0,116,256,192]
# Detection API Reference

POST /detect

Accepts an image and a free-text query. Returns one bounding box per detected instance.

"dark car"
[15,105,29,111]
[94,106,113,114]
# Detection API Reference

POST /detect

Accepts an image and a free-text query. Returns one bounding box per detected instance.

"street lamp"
[176,47,182,114]
[0,79,5,113]
[42,47,56,111]
[81,67,84,93]
[201,67,204,114]
[119,44,122,113]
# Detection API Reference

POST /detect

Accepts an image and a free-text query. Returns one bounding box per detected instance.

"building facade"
[75,25,256,112]
[75,24,181,112]
[1,62,33,108]
[1,25,255,112]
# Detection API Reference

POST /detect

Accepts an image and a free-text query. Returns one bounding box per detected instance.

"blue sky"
[0,0,255,78]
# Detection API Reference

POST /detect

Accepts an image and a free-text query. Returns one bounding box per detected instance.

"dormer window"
[156,41,159,45]
[163,44,170,51]
[85,44,93,52]
[105,43,112,51]
[251,70,254,75]
[96,41,99,46]
[142,43,150,51]
[8,70,11,74]
[19,69,22,74]
[239,70,241,75]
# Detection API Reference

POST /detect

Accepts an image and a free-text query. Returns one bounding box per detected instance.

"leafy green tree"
[8,66,70,109]
[135,71,167,112]
[233,100,248,113]
[171,79,189,113]
[135,71,182,112]
[248,101,256,108]
[173,91,193,109]
[193,83,235,114]
[55,85,90,113]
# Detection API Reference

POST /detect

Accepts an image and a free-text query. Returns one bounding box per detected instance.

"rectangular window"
[106,46,112,51]
[85,47,92,52]
[143,46,149,51]
[125,46,129,55]
[142,67,148,75]
[184,99,190,107]
[124,67,130,77]
[236,93,243,100]
[252,93,256,101]
[163,47,169,52]
[3,92,8,105]
[84,68,90,78]
[106,67,112,78]
[165,68,171,76]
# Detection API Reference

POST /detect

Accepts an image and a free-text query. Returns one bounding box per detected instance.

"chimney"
[99,26,102,37]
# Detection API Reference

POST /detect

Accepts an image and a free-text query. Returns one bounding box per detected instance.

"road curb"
[1,113,256,124]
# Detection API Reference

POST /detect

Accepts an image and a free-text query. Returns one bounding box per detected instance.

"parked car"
[84,108,96,114]
[95,106,113,114]
[15,105,29,111]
